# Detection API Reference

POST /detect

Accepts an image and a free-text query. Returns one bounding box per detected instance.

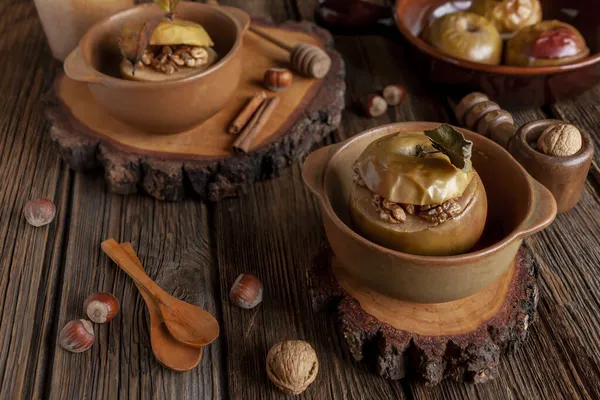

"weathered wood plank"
[0,2,72,398]
[46,174,223,400]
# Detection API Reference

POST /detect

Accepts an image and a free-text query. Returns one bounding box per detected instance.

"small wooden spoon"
[120,242,203,372]
[101,238,219,348]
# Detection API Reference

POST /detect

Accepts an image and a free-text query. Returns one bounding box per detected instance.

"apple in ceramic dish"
[470,0,541,35]
[424,12,502,65]
[120,19,218,82]
[506,20,590,67]
[349,128,488,256]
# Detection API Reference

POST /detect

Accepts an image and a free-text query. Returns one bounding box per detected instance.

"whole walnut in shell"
[266,340,318,395]
[537,124,582,157]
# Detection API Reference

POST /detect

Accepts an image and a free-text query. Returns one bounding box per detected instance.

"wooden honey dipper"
[206,0,331,78]
[248,25,332,79]
[454,92,594,214]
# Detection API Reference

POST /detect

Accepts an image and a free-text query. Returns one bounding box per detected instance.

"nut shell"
[23,198,56,227]
[263,68,293,92]
[59,319,95,353]
[266,340,318,395]
[230,273,263,309]
[84,292,119,323]
[537,124,582,157]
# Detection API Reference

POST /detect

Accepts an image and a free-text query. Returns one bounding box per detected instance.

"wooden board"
[310,246,539,385]
[44,20,345,201]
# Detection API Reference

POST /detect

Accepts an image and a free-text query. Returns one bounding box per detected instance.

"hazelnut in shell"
[230,273,263,309]
[350,131,488,256]
[506,20,590,67]
[382,84,406,106]
[470,0,542,35]
[537,124,583,157]
[362,94,388,118]
[425,12,502,65]
[263,68,293,92]
[23,198,56,227]
[266,340,318,395]
[59,319,95,353]
[84,292,119,324]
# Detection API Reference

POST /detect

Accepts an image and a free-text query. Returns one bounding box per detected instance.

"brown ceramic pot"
[394,0,600,107]
[64,3,250,134]
[302,122,557,303]
[508,119,595,214]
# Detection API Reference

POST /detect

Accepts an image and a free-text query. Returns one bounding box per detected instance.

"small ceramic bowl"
[508,119,594,214]
[394,0,600,107]
[303,122,557,303]
[64,3,250,134]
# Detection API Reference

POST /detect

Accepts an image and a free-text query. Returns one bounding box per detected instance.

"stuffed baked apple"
[506,20,590,67]
[118,0,218,82]
[350,125,488,256]
[470,0,542,35]
[425,12,502,65]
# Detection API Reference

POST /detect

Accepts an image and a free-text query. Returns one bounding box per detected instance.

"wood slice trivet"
[309,245,539,385]
[43,21,345,201]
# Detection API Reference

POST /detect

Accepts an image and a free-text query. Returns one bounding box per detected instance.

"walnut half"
[266,340,319,395]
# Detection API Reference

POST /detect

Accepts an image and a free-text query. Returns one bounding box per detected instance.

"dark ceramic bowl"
[394,0,600,107]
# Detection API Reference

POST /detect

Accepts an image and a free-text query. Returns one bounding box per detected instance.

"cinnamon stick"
[233,96,281,154]
[228,91,267,134]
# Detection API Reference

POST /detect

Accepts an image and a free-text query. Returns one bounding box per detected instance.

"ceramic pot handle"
[519,177,557,238]
[221,6,250,33]
[302,143,339,200]
[64,47,103,84]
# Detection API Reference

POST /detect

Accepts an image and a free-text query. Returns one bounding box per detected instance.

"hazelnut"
[382,84,406,106]
[266,340,318,395]
[263,68,293,92]
[230,273,263,309]
[83,292,119,324]
[362,94,387,118]
[537,124,582,157]
[58,319,95,353]
[23,198,56,227]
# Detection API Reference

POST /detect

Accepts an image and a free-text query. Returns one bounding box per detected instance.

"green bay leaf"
[424,124,473,172]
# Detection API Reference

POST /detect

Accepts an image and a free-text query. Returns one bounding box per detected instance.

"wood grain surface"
[0,0,598,399]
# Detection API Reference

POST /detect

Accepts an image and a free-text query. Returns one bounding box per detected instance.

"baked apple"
[470,0,541,35]
[120,19,218,81]
[350,126,488,256]
[425,12,502,65]
[506,20,590,67]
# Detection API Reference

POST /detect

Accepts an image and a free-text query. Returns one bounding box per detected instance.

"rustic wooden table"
[1,0,599,399]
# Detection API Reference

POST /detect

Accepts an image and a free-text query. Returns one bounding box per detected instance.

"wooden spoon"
[101,238,219,348]
[120,242,203,372]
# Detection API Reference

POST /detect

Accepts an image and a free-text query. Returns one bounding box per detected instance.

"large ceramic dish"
[394,0,600,107]
[64,3,250,133]
[303,122,556,303]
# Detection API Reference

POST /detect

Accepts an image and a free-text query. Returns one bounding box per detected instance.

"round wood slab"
[309,245,539,385]
[43,21,345,201]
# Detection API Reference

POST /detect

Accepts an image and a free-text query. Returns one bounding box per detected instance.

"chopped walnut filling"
[354,169,463,224]
[138,45,210,75]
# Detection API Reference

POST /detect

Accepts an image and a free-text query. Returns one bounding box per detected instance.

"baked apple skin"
[470,0,542,35]
[350,173,488,256]
[506,20,590,67]
[425,12,502,65]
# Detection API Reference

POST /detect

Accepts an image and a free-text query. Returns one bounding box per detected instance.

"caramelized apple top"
[353,132,474,205]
